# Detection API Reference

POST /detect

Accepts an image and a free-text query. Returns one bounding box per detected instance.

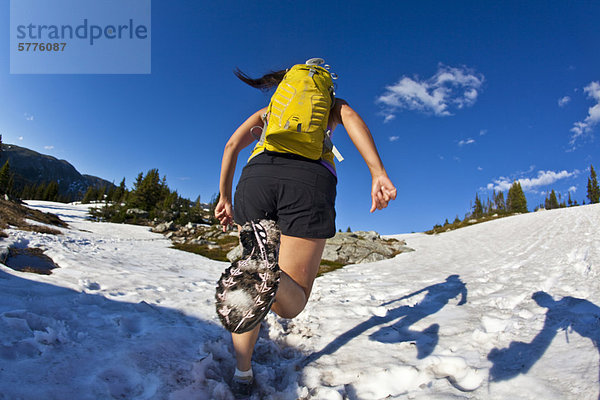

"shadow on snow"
[0,268,254,399]
[488,291,600,399]
[302,274,468,367]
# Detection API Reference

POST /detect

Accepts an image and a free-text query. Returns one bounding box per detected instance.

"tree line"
[538,164,599,210]
[86,169,216,225]
[429,164,599,233]
[1,165,214,230]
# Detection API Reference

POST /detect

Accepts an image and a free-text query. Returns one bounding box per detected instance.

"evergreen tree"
[587,164,600,204]
[0,160,11,195]
[568,192,573,207]
[43,181,59,201]
[507,181,528,213]
[21,184,33,199]
[112,178,127,203]
[494,190,506,212]
[130,169,163,212]
[472,193,484,218]
[82,186,99,204]
[482,196,492,215]
[453,215,461,224]
[105,185,115,203]
[7,175,15,197]
[545,189,559,210]
[35,182,47,199]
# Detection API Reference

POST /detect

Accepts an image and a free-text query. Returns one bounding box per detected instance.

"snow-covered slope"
[0,201,598,399]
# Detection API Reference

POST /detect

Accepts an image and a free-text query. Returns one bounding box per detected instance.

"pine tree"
[587,164,599,204]
[21,184,34,200]
[568,192,573,207]
[35,182,47,199]
[472,193,484,218]
[130,169,163,211]
[545,189,559,210]
[507,181,528,213]
[0,160,11,195]
[82,186,98,204]
[105,185,115,203]
[112,178,127,203]
[485,196,492,215]
[494,191,506,212]
[43,181,59,201]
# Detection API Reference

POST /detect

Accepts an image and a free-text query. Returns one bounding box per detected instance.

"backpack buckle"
[305,58,324,66]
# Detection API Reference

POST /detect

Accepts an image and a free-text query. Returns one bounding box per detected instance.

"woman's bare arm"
[215,107,267,229]
[332,99,397,212]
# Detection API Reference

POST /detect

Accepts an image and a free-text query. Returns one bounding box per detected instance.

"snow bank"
[0,201,598,399]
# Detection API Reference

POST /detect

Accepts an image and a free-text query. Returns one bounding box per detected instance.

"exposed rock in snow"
[321,230,414,265]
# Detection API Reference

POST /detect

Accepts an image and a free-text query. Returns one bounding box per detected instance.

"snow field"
[0,201,598,399]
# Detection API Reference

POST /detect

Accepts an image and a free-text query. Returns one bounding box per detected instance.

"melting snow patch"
[426,356,486,392]
[481,315,509,333]
[352,365,427,399]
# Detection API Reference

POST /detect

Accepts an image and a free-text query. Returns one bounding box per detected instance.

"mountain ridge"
[0,143,114,200]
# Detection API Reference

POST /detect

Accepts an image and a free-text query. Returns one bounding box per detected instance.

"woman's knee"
[272,300,306,319]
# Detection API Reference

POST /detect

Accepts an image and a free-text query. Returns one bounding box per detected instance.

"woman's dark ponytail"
[234,68,287,91]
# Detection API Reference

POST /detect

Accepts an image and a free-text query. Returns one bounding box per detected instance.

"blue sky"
[1,0,599,234]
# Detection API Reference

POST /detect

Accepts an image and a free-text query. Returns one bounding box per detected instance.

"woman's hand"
[370,174,397,212]
[214,198,234,231]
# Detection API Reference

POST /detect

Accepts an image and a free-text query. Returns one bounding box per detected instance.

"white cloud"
[558,96,571,107]
[383,114,396,123]
[477,166,483,171]
[389,136,400,142]
[568,186,577,192]
[487,170,579,192]
[24,113,34,121]
[44,145,54,150]
[458,138,475,146]
[479,129,487,136]
[376,64,484,120]
[570,81,600,146]
[18,136,24,141]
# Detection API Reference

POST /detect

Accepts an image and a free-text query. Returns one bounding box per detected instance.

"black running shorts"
[233,152,337,239]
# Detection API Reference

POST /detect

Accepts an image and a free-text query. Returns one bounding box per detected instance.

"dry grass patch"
[318,260,347,276]
[172,234,239,262]
[0,198,67,236]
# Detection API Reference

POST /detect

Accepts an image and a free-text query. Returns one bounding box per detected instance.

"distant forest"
[427,164,599,234]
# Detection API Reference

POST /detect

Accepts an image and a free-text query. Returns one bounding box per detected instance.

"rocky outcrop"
[158,221,413,266]
[321,231,413,264]
[224,230,412,265]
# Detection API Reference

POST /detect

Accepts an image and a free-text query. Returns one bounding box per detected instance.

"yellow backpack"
[249,59,343,166]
